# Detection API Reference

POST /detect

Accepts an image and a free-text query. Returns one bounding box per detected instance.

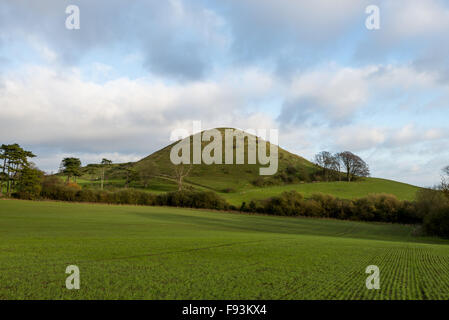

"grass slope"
[1,199,448,300]
[138,128,316,191]
[72,128,421,203]
[220,177,420,206]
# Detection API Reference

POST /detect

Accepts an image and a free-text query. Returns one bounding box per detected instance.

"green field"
[1,199,448,300]
[219,178,420,206]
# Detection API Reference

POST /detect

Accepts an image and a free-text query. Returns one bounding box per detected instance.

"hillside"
[137,128,317,191]
[221,178,420,206]
[72,128,421,202]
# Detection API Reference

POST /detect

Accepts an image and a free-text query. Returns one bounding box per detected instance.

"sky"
[0,0,448,187]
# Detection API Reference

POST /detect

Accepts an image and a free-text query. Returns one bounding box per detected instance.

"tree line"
[314,151,370,182]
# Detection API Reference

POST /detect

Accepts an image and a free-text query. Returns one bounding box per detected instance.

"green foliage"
[0,143,36,195]
[157,190,229,210]
[245,191,421,224]
[59,157,82,182]
[423,207,449,238]
[417,189,449,238]
[13,167,43,199]
[39,179,228,210]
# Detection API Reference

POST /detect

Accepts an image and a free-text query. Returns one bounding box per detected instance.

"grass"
[1,199,448,300]
[73,176,180,194]
[219,177,420,206]
[63,128,422,205]
[68,176,420,207]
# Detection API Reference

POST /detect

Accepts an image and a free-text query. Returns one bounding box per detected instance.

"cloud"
[1,1,449,187]
[277,63,444,126]
[219,0,370,63]
[334,126,386,150]
[278,65,373,124]
[0,65,277,172]
[0,0,229,80]
[384,0,449,38]
[355,0,449,83]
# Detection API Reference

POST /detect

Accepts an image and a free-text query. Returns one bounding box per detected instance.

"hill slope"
[137,128,317,191]
[73,128,420,202]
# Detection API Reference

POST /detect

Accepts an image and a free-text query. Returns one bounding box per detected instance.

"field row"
[0,200,448,299]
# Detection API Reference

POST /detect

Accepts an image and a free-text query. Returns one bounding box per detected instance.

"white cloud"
[334,126,386,150]
[279,63,441,125]
[384,0,449,38]
[0,65,278,171]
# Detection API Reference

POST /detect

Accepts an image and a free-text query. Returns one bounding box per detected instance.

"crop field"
[1,199,448,300]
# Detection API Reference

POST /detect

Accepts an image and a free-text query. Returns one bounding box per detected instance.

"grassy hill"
[221,178,420,206]
[71,128,421,203]
[137,128,317,191]
[1,199,448,299]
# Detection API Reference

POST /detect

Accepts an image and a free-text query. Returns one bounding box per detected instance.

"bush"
[40,179,228,210]
[423,206,449,238]
[247,191,424,225]
[416,189,449,238]
[157,190,229,210]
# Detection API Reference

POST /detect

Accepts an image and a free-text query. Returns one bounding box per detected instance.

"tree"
[337,151,370,182]
[137,160,159,188]
[314,151,334,181]
[124,165,138,188]
[443,165,449,177]
[0,144,36,195]
[0,148,6,196]
[173,163,192,191]
[60,157,82,183]
[330,154,342,181]
[15,164,44,199]
[100,158,112,190]
[442,166,449,199]
[314,151,342,181]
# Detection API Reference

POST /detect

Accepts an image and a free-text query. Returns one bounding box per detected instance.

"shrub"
[156,190,229,210]
[416,189,449,238]
[423,206,449,238]
[248,191,424,225]
[252,177,265,187]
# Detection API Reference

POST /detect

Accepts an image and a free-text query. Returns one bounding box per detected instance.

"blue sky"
[1,0,448,186]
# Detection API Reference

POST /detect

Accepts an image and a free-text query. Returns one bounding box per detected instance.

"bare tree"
[337,151,370,182]
[443,165,449,176]
[442,166,449,199]
[124,165,138,188]
[314,151,335,181]
[137,160,159,188]
[330,154,342,181]
[173,163,192,191]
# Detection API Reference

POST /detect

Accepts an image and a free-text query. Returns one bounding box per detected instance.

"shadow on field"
[129,210,421,244]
